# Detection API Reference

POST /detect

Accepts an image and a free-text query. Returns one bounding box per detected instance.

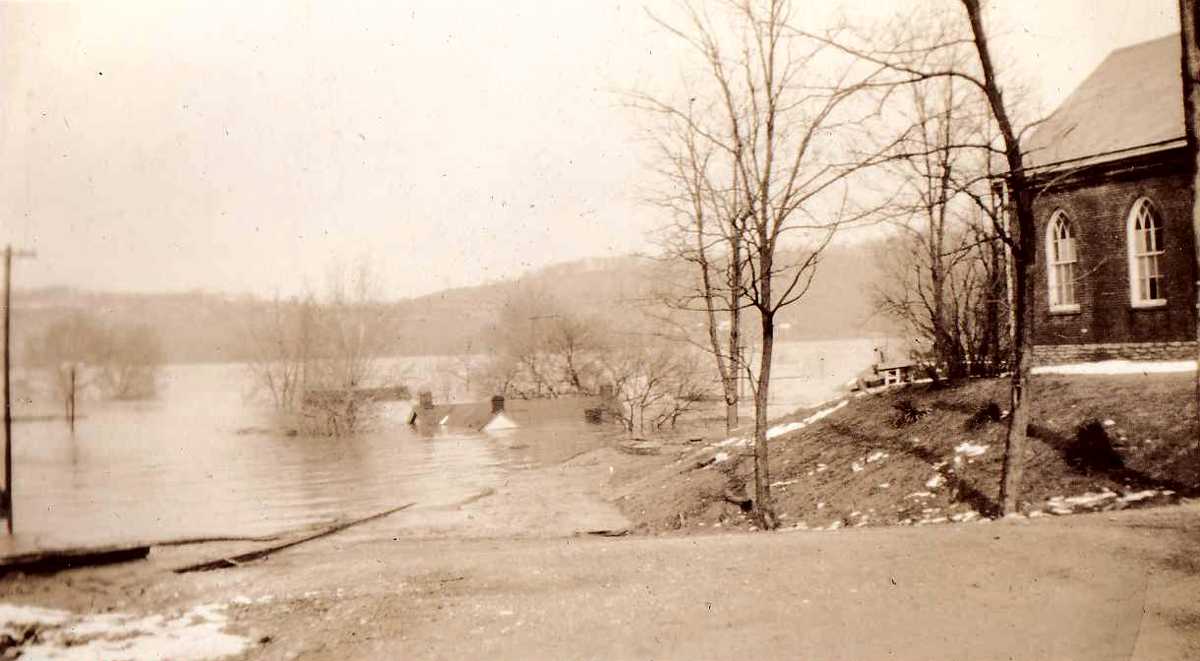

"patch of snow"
[1031,359,1197,375]
[0,602,247,661]
[1051,490,1118,508]
[770,478,799,488]
[816,502,826,509]
[851,461,865,473]
[713,451,731,464]
[802,400,848,425]
[763,401,849,440]
[905,491,933,499]
[1121,490,1158,502]
[827,521,843,530]
[815,463,828,473]
[954,441,988,458]
[766,421,805,440]
[877,483,890,489]
[866,451,888,464]
[230,595,253,606]
[926,474,946,489]
[715,436,746,448]
[1103,419,1116,427]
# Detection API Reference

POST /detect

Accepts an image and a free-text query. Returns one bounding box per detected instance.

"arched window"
[1127,198,1166,307]
[1046,211,1078,311]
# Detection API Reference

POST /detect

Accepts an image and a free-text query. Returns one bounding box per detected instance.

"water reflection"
[12,363,520,547]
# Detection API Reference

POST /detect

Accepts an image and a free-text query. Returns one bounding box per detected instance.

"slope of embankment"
[606,371,1200,533]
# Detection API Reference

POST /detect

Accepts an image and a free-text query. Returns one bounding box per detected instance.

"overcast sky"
[0,0,1180,299]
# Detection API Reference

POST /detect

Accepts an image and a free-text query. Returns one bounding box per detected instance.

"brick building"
[1020,34,1198,364]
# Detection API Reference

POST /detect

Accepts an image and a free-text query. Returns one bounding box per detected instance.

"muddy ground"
[2,448,1200,660]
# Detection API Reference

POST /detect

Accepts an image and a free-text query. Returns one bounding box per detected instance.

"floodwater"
[6,340,883,548]
[11,362,596,548]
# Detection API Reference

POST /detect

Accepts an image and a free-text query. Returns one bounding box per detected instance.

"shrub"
[892,399,930,427]
[965,401,1003,430]
[1065,419,1124,472]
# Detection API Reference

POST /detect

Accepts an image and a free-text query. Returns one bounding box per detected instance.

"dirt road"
[3,450,1200,660]
[5,501,1199,660]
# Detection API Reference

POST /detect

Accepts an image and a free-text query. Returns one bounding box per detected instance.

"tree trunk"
[998,227,1033,514]
[726,235,742,433]
[963,0,1036,515]
[752,311,778,530]
[1178,0,1200,421]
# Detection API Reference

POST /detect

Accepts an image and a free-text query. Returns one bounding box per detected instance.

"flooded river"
[7,340,883,547]
[11,362,611,548]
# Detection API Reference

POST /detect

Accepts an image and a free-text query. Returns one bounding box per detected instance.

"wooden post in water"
[68,364,76,434]
[3,245,37,535]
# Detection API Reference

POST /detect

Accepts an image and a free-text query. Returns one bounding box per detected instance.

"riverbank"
[2,371,1198,659]
[604,371,1200,534]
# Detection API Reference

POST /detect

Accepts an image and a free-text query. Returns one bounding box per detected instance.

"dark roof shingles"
[1023,34,1184,170]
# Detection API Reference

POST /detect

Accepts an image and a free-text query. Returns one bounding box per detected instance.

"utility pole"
[3,244,37,535]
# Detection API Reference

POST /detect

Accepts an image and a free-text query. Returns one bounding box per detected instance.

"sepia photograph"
[1,0,1198,658]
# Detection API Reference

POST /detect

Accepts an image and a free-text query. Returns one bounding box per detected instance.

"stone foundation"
[1032,341,1198,365]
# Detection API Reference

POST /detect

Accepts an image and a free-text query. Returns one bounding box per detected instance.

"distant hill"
[11,241,900,365]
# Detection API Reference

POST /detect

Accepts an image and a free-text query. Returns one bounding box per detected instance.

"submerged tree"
[243,260,397,436]
[26,313,166,410]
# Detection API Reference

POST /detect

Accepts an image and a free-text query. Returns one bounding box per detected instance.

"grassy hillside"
[611,372,1200,533]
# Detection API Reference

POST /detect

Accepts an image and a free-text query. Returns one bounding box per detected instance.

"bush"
[965,401,1003,430]
[892,399,930,427]
[1065,419,1124,472]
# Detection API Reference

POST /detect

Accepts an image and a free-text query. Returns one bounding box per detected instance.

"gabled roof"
[411,395,603,432]
[1023,34,1185,172]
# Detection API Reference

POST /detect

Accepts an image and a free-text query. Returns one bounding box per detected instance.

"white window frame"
[1126,197,1167,308]
[1045,211,1080,313]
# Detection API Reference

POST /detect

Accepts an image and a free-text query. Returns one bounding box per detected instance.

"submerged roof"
[1023,34,1185,172]
[412,395,603,432]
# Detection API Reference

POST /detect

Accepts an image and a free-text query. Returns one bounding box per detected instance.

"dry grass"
[612,372,1200,533]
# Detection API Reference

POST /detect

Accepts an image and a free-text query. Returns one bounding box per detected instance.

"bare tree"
[302,261,397,436]
[545,314,606,395]
[243,261,397,436]
[98,323,165,400]
[244,294,312,412]
[872,61,1006,378]
[641,0,894,528]
[601,343,711,434]
[806,1,1045,514]
[24,312,108,413]
[649,98,747,434]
